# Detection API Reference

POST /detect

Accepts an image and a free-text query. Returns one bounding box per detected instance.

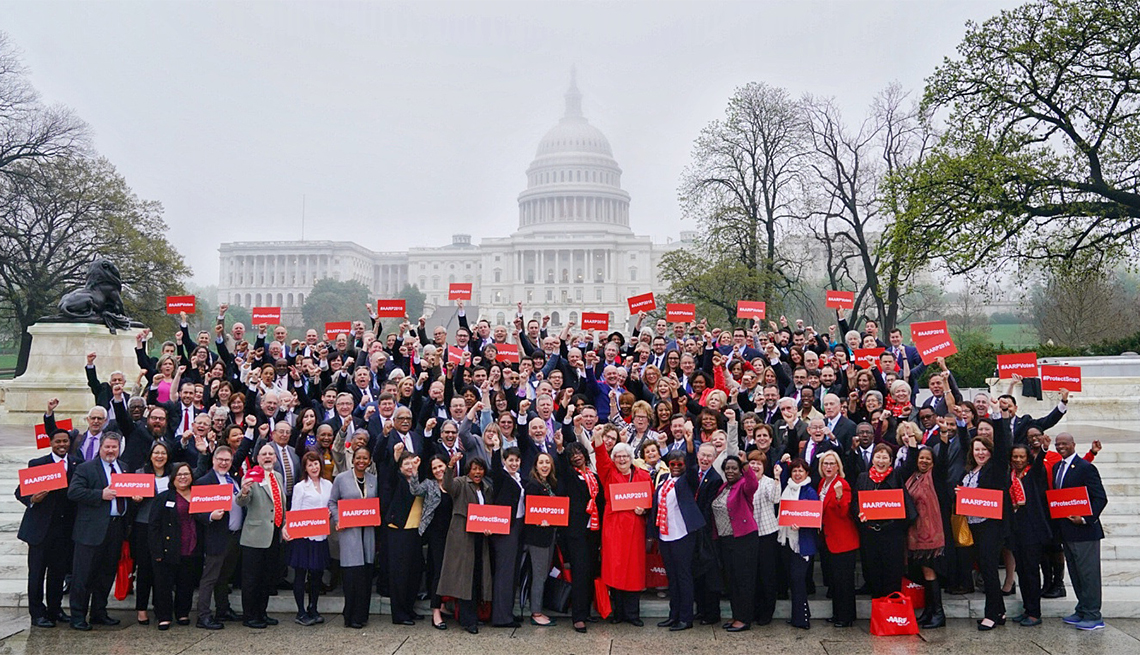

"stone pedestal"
[0,322,145,426]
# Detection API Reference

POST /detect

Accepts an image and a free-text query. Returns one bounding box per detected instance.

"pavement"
[0,610,1137,655]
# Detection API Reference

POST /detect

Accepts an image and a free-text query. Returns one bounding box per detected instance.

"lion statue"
[57,258,133,333]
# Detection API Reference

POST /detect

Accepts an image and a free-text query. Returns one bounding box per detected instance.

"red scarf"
[869,466,892,485]
[657,477,677,536]
[1010,469,1027,507]
[579,468,600,531]
[885,396,912,418]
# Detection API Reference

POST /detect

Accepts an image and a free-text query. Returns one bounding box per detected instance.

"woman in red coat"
[593,428,650,626]
[818,450,859,627]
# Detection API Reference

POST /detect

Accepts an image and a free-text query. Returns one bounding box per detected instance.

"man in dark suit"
[887,329,924,398]
[66,432,130,630]
[84,352,132,425]
[44,403,117,464]
[149,380,202,442]
[799,418,841,485]
[999,387,1070,445]
[194,445,243,629]
[692,442,724,625]
[16,429,79,628]
[1052,433,1108,631]
[844,422,876,486]
[821,393,856,451]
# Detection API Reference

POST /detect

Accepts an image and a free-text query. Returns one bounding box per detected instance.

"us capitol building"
[217,73,693,328]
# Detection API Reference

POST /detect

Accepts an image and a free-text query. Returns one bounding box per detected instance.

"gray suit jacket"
[328,470,378,567]
[236,470,284,549]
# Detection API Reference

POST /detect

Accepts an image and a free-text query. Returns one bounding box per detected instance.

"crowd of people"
[15,301,1110,634]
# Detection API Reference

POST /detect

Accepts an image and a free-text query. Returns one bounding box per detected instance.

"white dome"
[536,118,613,157]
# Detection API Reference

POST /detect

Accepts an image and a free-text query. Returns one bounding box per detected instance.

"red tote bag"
[593,578,612,619]
[901,577,925,610]
[870,592,919,636]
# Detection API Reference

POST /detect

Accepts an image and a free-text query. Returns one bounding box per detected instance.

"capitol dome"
[517,70,631,234]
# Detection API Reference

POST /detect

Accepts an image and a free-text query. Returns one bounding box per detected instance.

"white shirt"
[1056,454,1078,488]
[290,477,333,541]
[102,460,122,516]
[659,476,688,543]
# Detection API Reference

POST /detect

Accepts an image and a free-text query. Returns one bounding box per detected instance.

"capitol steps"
[0,445,1138,619]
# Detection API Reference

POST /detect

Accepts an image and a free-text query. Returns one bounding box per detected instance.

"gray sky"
[2,0,1021,286]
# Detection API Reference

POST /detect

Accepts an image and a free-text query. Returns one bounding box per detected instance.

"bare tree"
[1030,266,1139,348]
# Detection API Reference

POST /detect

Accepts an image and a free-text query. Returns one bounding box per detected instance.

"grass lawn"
[988,323,1037,348]
[0,353,16,378]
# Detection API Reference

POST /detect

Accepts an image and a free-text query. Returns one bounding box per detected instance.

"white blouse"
[290,477,333,542]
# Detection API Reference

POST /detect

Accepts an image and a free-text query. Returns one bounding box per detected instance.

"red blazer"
[818,476,859,553]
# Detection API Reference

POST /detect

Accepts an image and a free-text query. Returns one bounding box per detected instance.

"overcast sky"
[2,0,1022,286]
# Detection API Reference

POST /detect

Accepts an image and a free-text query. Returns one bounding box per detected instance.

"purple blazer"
[713,464,759,538]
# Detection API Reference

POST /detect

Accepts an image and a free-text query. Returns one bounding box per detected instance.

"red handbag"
[113,540,133,601]
[901,577,925,610]
[593,578,612,619]
[870,592,919,636]
[645,551,669,588]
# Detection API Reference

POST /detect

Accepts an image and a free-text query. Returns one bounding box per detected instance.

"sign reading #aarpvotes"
[189,484,233,514]
[525,495,570,526]
[1046,487,1092,519]
[251,306,281,324]
[466,504,512,534]
[324,321,352,339]
[34,418,72,449]
[18,460,67,496]
[581,312,609,331]
[777,499,823,528]
[909,320,948,343]
[825,290,855,309]
[375,299,406,318]
[627,292,656,313]
[665,303,696,322]
[285,507,330,539]
[337,497,382,528]
[955,486,1003,520]
[110,473,155,498]
[608,481,654,511]
[1040,365,1082,392]
[165,295,196,314]
[858,489,906,520]
[495,342,520,364]
[736,300,766,320]
[996,352,1038,379]
[915,334,957,365]
[448,283,473,301]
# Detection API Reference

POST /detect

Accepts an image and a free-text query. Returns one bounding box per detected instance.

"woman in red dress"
[592,425,650,626]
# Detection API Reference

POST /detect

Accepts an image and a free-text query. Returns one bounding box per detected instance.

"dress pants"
[342,564,373,626]
[718,532,758,623]
[26,528,72,621]
[197,531,241,621]
[1013,537,1044,619]
[129,522,154,612]
[153,556,201,623]
[387,526,423,623]
[753,532,779,624]
[489,518,522,625]
[458,536,486,629]
[827,549,857,623]
[970,519,1006,621]
[426,529,447,609]
[609,589,641,621]
[524,543,554,614]
[70,516,125,621]
[659,533,696,624]
[241,529,281,622]
[860,526,905,598]
[782,545,811,627]
[1064,539,1102,622]
[562,529,599,623]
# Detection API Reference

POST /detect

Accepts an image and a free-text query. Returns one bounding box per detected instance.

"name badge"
[165,501,176,508]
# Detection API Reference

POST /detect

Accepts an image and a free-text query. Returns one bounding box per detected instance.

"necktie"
[1056,460,1067,488]
[269,475,283,527]
[85,436,97,461]
[696,470,706,497]
[183,408,190,433]
[864,449,871,467]
[110,463,125,515]
[279,446,293,494]
[657,478,676,536]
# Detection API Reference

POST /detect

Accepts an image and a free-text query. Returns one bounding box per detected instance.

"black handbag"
[542,577,572,614]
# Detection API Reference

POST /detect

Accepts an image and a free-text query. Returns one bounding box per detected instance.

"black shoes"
[243,619,267,629]
[70,620,92,631]
[263,616,279,626]
[656,618,676,627]
[196,618,225,630]
[90,615,120,626]
[725,623,751,632]
[394,619,416,626]
[464,625,479,634]
[1041,585,1066,599]
[627,618,644,627]
[216,608,242,622]
[698,617,720,625]
[433,620,448,630]
[493,621,521,628]
[32,617,55,628]
[832,621,853,628]
[669,622,693,631]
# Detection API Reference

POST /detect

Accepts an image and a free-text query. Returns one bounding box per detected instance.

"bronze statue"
[56,258,134,333]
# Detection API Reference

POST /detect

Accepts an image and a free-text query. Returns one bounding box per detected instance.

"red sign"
[285,507,330,539]
[665,303,696,322]
[825,290,855,309]
[525,495,570,526]
[466,504,512,534]
[608,481,654,511]
[778,499,823,528]
[736,300,767,320]
[190,484,233,514]
[337,497,382,528]
[1040,365,1082,392]
[166,295,196,314]
[495,342,520,364]
[34,418,72,449]
[447,345,467,364]
[251,307,282,324]
[581,312,609,331]
[627,292,657,314]
[909,320,948,343]
[997,352,1039,379]
[853,347,886,369]
[915,335,958,365]
[858,489,906,520]
[18,460,68,496]
[110,473,155,498]
[1046,487,1093,519]
[375,299,406,318]
[324,321,352,339]
[448,283,473,301]
[955,486,1003,519]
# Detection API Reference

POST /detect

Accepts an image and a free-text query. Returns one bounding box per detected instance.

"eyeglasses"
[441,430,458,435]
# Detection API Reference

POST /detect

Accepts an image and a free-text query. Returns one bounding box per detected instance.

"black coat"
[16,453,80,545]
[148,488,201,563]
[522,479,559,548]
[193,469,240,556]
[1012,449,1053,547]
[67,457,130,547]
[554,450,603,538]
[1051,455,1108,542]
